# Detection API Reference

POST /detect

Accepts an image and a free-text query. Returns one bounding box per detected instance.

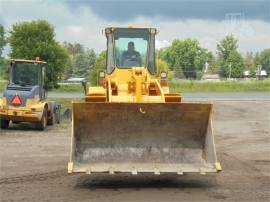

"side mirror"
[81,80,87,95]
[44,85,48,91]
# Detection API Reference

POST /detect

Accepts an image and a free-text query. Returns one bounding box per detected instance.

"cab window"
[114,29,148,68]
[12,62,40,86]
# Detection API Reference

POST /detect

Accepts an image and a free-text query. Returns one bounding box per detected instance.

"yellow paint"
[87,67,178,103]
[67,162,74,174]
[215,162,222,171]
[0,98,46,122]
[87,86,106,95]
[70,27,220,175]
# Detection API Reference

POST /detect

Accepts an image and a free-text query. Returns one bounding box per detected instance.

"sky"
[0,0,269,56]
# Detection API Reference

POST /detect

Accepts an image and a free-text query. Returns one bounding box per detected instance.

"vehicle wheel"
[36,108,47,130]
[55,107,61,124]
[47,111,54,126]
[0,119,10,129]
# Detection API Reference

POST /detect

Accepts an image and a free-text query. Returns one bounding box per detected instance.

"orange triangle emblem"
[12,95,22,106]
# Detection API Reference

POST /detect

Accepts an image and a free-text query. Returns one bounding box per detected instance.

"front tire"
[36,108,47,131]
[0,119,10,129]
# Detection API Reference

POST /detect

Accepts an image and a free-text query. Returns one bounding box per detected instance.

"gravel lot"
[0,101,269,202]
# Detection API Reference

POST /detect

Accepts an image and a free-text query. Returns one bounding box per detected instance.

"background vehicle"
[0,59,61,130]
[68,27,221,175]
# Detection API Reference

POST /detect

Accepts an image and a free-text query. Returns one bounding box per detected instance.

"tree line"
[159,35,270,79]
[0,20,269,88]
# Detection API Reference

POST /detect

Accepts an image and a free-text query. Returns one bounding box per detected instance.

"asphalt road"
[2,92,269,100]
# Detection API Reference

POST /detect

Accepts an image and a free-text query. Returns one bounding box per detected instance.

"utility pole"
[257,65,262,80]
[229,63,232,79]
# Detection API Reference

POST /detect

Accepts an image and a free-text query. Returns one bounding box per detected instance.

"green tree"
[157,58,168,73]
[156,58,174,80]
[158,48,174,70]
[8,20,69,88]
[160,39,212,79]
[258,49,270,77]
[0,24,5,57]
[73,48,96,77]
[89,51,106,85]
[0,24,7,80]
[217,34,238,62]
[217,34,242,77]
[0,58,8,80]
[207,56,219,74]
[63,42,84,56]
[224,50,245,78]
[244,52,256,77]
[174,65,185,79]
[63,42,84,78]
[63,42,96,78]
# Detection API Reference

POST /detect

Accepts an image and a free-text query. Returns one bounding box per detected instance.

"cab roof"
[10,59,47,64]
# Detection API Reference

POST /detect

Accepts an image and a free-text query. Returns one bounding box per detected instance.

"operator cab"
[5,59,47,106]
[105,27,157,74]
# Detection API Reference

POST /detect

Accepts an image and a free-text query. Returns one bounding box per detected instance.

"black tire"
[47,111,54,126]
[35,108,48,131]
[55,108,61,124]
[0,119,10,129]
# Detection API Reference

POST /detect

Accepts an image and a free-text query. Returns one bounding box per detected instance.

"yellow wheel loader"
[68,27,221,175]
[0,59,61,130]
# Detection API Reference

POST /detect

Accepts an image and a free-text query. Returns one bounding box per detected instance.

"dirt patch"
[0,101,269,202]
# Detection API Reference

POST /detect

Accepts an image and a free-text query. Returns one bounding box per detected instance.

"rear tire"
[47,111,54,126]
[0,119,10,129]
[55,107,61,124]
[36,108,47,131]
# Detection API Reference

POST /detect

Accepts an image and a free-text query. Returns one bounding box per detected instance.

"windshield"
[12,62,40,86]
[115,29,148,68]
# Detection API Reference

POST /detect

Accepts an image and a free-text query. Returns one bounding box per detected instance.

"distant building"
[244,70,250,77]
[201,74,220,82]
[256,70,267,76]
[256,70,267,80]
[65,77,86,83]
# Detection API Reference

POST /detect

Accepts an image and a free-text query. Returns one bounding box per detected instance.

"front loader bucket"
[68,102,221,175]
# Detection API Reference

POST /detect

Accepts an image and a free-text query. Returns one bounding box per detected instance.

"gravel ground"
[0,101,269,202]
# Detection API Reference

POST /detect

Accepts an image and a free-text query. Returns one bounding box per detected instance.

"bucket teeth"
[177,170,183,175]
[109,167,114,174]
[199,168,206,175]
[154,168,160,175]
[132,168,138,175]
[67,162,73,174]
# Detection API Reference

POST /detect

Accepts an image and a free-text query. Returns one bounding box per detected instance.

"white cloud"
[156,40,171,49]
[65,26,83,34]
[0,0,269,56]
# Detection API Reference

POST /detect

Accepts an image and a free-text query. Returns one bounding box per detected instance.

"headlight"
[99,71,105,78]
[160,71,167,79]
